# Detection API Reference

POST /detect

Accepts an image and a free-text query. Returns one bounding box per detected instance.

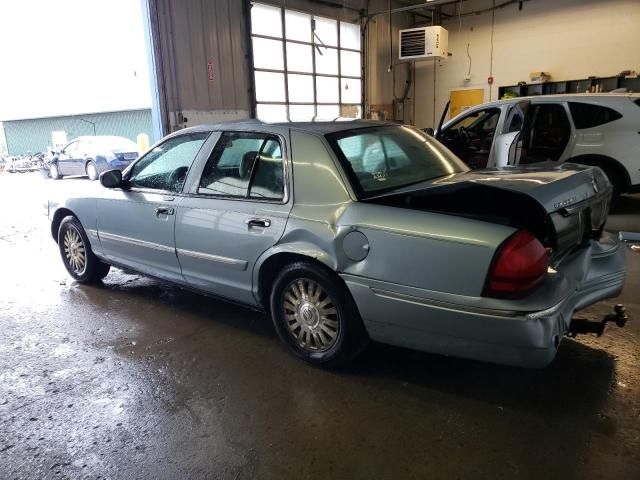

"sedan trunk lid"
[365,162,611,256]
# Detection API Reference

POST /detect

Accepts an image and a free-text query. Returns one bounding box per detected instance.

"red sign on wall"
[207,61,214,81]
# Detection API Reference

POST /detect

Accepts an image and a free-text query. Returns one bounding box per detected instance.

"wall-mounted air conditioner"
[399,26,448,60]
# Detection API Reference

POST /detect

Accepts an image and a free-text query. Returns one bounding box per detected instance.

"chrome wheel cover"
[63,227,87,275]
[282,278,339,352]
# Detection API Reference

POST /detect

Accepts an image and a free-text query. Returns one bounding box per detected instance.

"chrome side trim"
[176,248,248,270]
[99,231,175,253]
[86,228,99,241]
[369,287,520,318]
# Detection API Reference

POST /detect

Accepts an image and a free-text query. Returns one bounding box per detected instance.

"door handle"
[156,206,175,216]
[246,218,271,228]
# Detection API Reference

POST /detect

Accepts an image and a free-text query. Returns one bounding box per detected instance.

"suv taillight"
[483,230,549,299]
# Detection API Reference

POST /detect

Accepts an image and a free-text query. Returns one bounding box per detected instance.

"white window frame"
[250,2,363,121]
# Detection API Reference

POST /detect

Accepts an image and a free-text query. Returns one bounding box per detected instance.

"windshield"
[327,125,468,197]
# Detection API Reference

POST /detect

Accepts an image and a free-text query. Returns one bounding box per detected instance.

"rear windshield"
[327,125,468,197]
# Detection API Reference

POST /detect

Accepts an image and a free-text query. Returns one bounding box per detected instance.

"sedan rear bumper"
[342,233,626,368]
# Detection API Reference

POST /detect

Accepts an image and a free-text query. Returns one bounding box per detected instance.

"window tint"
[569,102,623,129]
[63,141,79,156]
[199,132,284,201]
[129,133,208,192]
[448,108,501,133]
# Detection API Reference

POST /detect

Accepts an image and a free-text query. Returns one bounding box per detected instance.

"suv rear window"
[568,102,622,129]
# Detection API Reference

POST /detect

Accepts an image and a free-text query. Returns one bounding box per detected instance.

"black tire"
[49,163,62,180]
[57,216,110,283]
[270,261,368,367]
[85,160,99,180]
[599,164,624,203]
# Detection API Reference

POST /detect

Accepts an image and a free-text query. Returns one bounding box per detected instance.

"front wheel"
[270,261,368,367]
[57,216,110,283]
[49,163,62,180]
[86,161,98,180]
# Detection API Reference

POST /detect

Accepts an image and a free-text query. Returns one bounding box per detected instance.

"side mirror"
[424,128,435,137]
[100,169,125,188]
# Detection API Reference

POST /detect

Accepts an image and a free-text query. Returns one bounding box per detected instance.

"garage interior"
[2,0,640,478]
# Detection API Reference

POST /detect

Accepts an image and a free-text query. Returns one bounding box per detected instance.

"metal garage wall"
[3,109,153,156]
[149,0,371,133]
[150,0,253,133]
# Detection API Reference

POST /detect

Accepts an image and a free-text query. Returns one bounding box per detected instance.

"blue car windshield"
[328,125,468,198]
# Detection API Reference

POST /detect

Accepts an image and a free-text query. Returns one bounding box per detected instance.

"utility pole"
[78,118,97,136]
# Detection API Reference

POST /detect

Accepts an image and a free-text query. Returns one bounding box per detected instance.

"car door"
[437,107,503,169]
[97,131,211,283]
[175,130,292,305]
[493,100,530,167]
[57,140,80,175]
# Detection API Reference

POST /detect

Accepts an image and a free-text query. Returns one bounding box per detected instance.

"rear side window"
[198,132,285,201]
[569,102,622,129]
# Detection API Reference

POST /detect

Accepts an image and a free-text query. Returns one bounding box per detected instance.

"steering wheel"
[458,126,472,144]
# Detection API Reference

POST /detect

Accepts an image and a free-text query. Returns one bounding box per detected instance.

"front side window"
[198,132,285,201]
[63,141,79,157]
[569,102,623,129]
[329,126,468,197]
[128,133,209,192]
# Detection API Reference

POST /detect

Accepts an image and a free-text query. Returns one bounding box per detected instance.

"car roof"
[73,135,133,142]
[477,92,640,108]
[179,119,393,136]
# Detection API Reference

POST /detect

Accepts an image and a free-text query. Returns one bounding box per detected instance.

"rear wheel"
[598,163,624,202]
[58,216,110,283]
[86,161,99,180]
[270,261,368,367]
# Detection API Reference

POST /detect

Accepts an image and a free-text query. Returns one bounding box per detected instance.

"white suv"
[435,93,640,197]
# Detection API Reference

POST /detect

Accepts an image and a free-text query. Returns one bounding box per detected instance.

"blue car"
[49,136,140,180]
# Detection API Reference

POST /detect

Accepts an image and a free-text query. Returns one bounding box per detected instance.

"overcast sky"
[0,0,152,121]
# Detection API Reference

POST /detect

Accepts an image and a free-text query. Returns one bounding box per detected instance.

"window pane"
[286,42,312,73]
[341,104,362,118]
[199,132,267,197]
[316,76,339,103]
[256,104,288,122]
[288,74,314,103]
[285,10,311,42]
[130,133,208,192]
[315,46,338,75]
[252,38,284,70]
[254,71,285,102]
[316,104,340,120]
[250,138,284,200]
[313,16,337,46]
[251,3,282,38]
[340,22,360,50]
[340,50,361,77]
[289,105,315,121]
[341,78,361,103]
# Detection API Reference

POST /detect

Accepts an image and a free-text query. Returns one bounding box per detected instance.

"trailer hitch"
[568,304,629,338]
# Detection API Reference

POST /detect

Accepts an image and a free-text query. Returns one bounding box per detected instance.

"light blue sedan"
[48,121,626,368]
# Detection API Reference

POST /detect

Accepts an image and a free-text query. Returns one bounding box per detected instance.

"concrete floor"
[1,172,639,480]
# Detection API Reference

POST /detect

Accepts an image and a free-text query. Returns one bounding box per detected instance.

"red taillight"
[483,230,549,298]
